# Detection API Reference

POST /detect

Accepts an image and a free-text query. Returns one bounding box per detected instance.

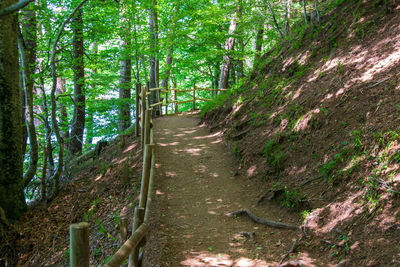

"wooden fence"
[147,84,227,115]
[69,84,227,266]
[69,85,160,267]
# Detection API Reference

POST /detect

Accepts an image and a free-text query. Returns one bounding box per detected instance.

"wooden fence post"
[141,86,146,147]
[174,89,177,114]
[128,207,145,267]
[135,83,140,137]
[70,222,90,267]
[119,211,128,245]
[139,144,154,210]
[144,109,151,145]
[193,83,196,111]
[165,89,168,116]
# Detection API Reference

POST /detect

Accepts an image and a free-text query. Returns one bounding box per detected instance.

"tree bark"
[19,6,39,187]
[284,0,292,34]
[219,0,242,90]
[160,6,178,92]
[119,42,132,132]
[302,0,308,26]
[253,22,264,64]
[266,0,284,38]
[56,76,69,140]
[148,6,156,91]
[68,8,85,155]
[0,0,27,220]
[148,1,158,114]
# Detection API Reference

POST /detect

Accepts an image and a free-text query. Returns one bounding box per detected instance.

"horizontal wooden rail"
[150,101,163,108]
[105,222,150,267]
[196,97,212,101]
[149,87,163,92]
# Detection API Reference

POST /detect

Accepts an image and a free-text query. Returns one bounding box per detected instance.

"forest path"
[144,114,299,267]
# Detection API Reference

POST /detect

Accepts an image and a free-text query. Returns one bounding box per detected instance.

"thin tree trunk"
[56,77,69,140]
[39,73,54,175]
[148,2,157,113]
[86,112,93,145]
[160,5,178,92]
[254,22,264,64]
[118,2,132,132]
[0,0,27,220]
[302,0,308,26]
[315,0,320,24]
[284,0,292,34]
[133,9,140,83]
[21,74,28,157]
[86,42,98,145]
[237,39,244,78]
[119,42,132,132]
[20,5,38,188]
[18,30,38,188]
[49,0,90,199]
[68,8,85,155]
[141,54,148,84]
[266,1,284,38]
[219,0,242,89]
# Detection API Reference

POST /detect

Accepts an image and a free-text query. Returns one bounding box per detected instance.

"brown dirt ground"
[8,133,144,266]
[144,113,302,267]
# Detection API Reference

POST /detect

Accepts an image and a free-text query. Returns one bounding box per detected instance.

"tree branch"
[0,0,34,16]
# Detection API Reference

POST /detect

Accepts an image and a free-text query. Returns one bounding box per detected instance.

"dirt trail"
[144,114,301,267]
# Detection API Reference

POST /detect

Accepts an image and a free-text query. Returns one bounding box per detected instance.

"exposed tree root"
[228,209,299,230]
[279,238,299,264]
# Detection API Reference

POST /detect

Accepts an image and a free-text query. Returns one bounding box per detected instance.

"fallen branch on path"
[279,238,300,264]
[228,209,299,230]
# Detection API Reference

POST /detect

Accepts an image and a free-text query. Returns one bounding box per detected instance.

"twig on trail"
[279,238,299,265]
[367,77,390,89]
[228,209,299,230]
[300,176,322,186]
[373,177,400,194]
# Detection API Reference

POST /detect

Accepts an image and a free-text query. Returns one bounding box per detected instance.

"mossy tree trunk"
[68,8,85,155]
[119,3,132,132]
[0,0,27,220]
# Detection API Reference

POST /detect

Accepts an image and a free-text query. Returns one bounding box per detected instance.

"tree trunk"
[56,77,69,140]
[160,6,178,92]
[119,42,132,132]
[19,5,39,187]
[20,75,28,157]
[237,39,244,79]
[148,2,158,114]
[148,8,156,91]
[219,0,242,90]
[284,0,293,35]
[266,0,284,38]
[302,0,308,26]
[0,0,27,220]
[68,8,85,155]
[253,22,264,64]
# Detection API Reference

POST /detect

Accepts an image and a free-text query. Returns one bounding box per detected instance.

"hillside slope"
[3,134,143,266]
[202,1,400,266]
